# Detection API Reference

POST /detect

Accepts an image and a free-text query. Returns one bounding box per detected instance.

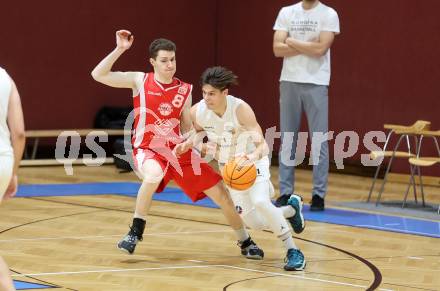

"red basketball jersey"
[132,73,192,150]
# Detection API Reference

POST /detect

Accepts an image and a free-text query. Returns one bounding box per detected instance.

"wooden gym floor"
[0,165,438,290]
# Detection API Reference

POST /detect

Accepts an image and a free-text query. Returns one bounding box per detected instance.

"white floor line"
[3,228,395,289]
[0,234,120,242]
[355,224,435,237]
[0,230,232,243]
[11,263,393,290]
[221,265,393,290]
[11,264,224,277]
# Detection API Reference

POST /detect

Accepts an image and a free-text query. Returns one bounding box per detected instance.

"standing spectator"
[273,0,340,211]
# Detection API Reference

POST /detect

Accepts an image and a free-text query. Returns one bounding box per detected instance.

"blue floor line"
[16,182,440,238]
[14,280,55,289]
[301,205,440,238]
[17,182,141,197]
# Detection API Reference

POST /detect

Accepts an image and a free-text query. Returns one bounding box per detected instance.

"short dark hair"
[200,66,238,91]
[149,38,176,59]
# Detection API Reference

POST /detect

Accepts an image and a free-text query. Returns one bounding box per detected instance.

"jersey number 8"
[172,94,185,108]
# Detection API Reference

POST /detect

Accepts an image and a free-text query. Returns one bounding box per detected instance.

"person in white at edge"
[0,66,25,291]
[273,0,340,211]
[175,67,306,271]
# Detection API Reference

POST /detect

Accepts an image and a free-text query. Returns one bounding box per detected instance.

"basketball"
[222,157,257,191]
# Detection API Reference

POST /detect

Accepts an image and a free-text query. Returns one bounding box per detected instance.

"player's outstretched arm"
[174,101,199,156]
[180,94,193,136]
[189,103,216,158]
[91,30,143,89]
[174,103,218,159]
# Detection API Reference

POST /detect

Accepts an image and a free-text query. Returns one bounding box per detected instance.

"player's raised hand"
[116,30,134,50]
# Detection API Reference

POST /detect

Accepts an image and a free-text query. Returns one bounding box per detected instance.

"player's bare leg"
[118,159,163,254]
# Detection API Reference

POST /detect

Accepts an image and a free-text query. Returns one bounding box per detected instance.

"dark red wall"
[217,0,440,131]
[1,0,440,172]
[0,0,216,129]
[216,0,440,171]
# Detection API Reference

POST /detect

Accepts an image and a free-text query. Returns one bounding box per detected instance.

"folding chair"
[366,120,431,205]
[406,130,440,213]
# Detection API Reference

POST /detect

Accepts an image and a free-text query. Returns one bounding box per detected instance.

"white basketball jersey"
[0,68,12,156]
[196,95,257,164]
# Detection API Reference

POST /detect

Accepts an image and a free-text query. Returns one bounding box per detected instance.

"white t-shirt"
[273,2,340,86]
[0,67,13,156]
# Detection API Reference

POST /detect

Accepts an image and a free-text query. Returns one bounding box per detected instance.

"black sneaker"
[274,194,290,207]
[118,218,145,254]
[239,237,264,260]
[310,195,325,211]
[117,226,143,254]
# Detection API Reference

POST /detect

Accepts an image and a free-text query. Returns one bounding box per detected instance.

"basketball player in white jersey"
[175,67,306,271]
[0,67,25,290]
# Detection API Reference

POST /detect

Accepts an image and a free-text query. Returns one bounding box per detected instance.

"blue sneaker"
[284,248,306,271]
[287,194,305,234]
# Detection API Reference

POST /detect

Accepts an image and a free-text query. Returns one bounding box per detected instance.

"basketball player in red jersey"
[91,30,263,259]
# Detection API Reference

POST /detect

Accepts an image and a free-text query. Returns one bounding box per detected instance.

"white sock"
[281,205,295,218]
[279,231,297,250]
[133,212,147,221]
[235,228,250,243]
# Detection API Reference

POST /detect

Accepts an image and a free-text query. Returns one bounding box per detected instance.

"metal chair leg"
[412,166,418,204]
[416,165,426,207]
[376,135,406,206]
[403,164,417,208]
[367,163,382,203]
[367,129,394,203]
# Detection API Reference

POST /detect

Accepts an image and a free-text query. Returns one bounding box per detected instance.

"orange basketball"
[222,157,257,191]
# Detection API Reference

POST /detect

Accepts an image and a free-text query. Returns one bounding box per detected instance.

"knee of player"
[141,161,164,183]
[142,173,164,184]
